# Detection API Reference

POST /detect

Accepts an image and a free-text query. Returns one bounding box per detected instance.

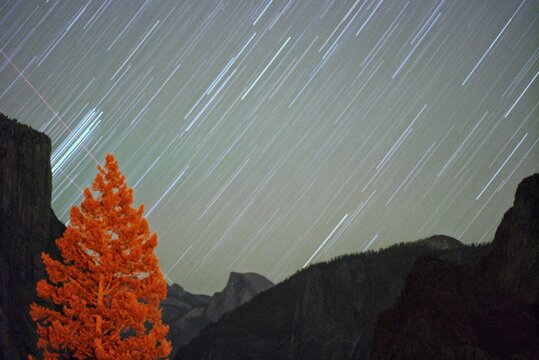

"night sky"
[1,0,537,294]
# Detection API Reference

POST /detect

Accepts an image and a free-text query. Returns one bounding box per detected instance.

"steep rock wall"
[0,113,65,359]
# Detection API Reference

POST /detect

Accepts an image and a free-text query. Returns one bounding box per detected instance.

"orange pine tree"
[30,154,171,359]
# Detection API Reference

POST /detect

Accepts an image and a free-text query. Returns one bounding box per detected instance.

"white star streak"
[241,36,291,100]
[476,133,528,200]
[303,213,349,268]
[462,0,526,86]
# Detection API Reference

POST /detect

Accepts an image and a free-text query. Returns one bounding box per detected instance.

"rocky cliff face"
[163,272,274,358]
[370,257,537,360]
[0,113,65,359]
[175,236,465,360]
[489,173,538,303]
[369,174,539,359]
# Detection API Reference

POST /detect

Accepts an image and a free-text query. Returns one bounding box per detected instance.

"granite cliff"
[488,173,539,303]
[0,113,65,359]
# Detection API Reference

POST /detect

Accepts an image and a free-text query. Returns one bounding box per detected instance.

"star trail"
[1,0,537,294]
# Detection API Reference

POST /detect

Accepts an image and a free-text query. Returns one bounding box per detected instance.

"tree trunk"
[95,274,104,352]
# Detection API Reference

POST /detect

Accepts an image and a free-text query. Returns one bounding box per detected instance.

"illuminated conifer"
[30,154,171,359]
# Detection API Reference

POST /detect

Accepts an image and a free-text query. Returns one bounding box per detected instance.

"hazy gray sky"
[1,0,537,293]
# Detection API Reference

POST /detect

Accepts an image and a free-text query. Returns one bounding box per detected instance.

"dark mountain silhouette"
[486,173,538,303]
[0,113,65,359]
[370,174,538,359]
[0,114,273,359]
[176,175,538,359]
[163,272,273,357]
[370,256,537,359]
[175,236,473,359]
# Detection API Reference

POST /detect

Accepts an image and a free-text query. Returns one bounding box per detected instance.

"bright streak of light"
[461,0,526,86]
[303,213,349,268]
[504,70,539,118]
[362,233,379,252]
[241,36,291,100]
[0,49,99,165]
[476,133,527,200]
[52,109,101,176]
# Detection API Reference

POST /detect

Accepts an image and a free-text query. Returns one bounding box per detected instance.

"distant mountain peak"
[225,272,274,292]
[163,271,274,357]
[205,272,274,323]
[415,235,464,250]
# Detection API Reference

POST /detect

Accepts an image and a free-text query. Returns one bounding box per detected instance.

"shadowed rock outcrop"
[370,257,537,360]
[488,173,539,303]
[0,113,65,359]
[370,174,539,360]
